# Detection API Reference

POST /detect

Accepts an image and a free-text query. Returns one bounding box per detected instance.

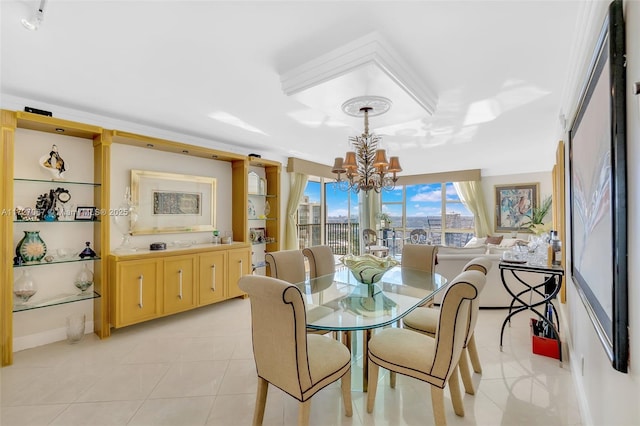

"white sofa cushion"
[437,245,487,255]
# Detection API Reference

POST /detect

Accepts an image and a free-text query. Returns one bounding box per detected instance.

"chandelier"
[331,96,402,193]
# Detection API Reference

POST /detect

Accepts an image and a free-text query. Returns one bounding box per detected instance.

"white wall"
[109,143,234,250]
[562,2,639,425]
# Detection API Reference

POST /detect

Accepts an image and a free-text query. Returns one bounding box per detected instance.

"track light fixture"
[21,0,47,31]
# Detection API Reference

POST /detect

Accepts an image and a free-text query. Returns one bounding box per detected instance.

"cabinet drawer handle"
[138,274,144,309]
[211,264,216,291]
[238,259,243,277]
[178,269,183,300]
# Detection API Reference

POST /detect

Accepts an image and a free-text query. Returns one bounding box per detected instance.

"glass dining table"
[293,266,448,391]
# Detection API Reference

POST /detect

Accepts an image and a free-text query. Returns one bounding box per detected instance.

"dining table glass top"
[294,266,448,332]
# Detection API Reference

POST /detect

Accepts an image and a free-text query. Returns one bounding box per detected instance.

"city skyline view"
[304,181,473,219]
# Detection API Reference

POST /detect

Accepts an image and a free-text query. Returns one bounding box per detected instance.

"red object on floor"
[530,318,560,360]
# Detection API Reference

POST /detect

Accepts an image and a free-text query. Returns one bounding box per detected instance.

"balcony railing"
[297,223,361,255]
[296,223,473,255]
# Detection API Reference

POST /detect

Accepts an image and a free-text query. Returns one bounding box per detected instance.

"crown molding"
[280,32,437,115]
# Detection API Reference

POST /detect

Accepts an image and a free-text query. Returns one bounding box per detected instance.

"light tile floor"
[1,298,582,425]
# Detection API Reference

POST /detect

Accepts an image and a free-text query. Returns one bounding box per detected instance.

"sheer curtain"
[284,172,308,249]
[454,181,492,237]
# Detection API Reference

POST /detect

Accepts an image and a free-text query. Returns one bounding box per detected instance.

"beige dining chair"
[401,244,438,272]
[366,270,484,426]
[265,249,306,284]
[265,249,332,336]
[302,245,336,278]
[239,275,352,426]
[402,256,492,396]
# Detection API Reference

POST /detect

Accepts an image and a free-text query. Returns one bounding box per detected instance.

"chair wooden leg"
[467,334,482,374]
[448,365,465,417]
[298,400,311,426]
[390,371,396,389]
[430,385,447,426]
[253,377,268,426]
[458,348,475,395]
[341,369,353,417]
[366,361,380,413]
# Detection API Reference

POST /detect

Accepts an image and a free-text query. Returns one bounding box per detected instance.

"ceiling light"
[332,96,401,194]
[21,0,46,31]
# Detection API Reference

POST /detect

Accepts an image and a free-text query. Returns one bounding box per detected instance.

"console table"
[498,261,564,365]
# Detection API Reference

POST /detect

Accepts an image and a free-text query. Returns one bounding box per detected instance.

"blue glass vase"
[16,231,47,264]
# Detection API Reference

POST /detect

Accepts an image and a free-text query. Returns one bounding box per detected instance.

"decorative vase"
[16,230,47,264]
[74,264,94,293]
[13,269,38,303]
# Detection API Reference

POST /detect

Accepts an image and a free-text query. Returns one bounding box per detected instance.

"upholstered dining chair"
[366,270,484,426]
[302,245,336,278]
[401,244,438,272]
[265,249,306,284]
[265,249,332,336]
[402,256,492,396]
[239,275,352,426]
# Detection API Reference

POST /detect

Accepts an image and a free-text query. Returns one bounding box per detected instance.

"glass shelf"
[13,291,100,313]
[14,219,101,223]
[14,256,101,268]
[14,178,101,187]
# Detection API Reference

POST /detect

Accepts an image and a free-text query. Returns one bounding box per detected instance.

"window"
[382,183,475,247]
[298,178,475,252]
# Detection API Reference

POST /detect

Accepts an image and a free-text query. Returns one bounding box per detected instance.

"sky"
[304,181,472,218]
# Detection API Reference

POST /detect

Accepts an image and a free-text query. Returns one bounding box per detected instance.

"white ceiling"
[1,0,586,176]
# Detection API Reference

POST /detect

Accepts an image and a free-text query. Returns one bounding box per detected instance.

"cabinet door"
[198,251,227,305]
[228,248,251,298]
[164,256,196,314]
[116,260,160,327]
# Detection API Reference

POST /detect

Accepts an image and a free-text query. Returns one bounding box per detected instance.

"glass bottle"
[550,230,562,266]
[14,269,38,303]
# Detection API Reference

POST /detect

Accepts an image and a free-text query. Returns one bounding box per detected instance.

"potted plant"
[522,195,553,234]
[377,212,392,229]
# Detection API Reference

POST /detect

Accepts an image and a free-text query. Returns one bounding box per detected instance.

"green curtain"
[453,181,492,237]
[284,172,308,249]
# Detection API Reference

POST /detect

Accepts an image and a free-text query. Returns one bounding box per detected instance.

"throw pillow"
[485,235,504,245]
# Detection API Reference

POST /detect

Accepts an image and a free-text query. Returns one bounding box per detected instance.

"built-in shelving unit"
[0,110,283,367]
[1,110,109,366]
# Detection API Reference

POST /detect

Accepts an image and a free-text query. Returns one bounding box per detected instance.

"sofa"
[432,239,539,308]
